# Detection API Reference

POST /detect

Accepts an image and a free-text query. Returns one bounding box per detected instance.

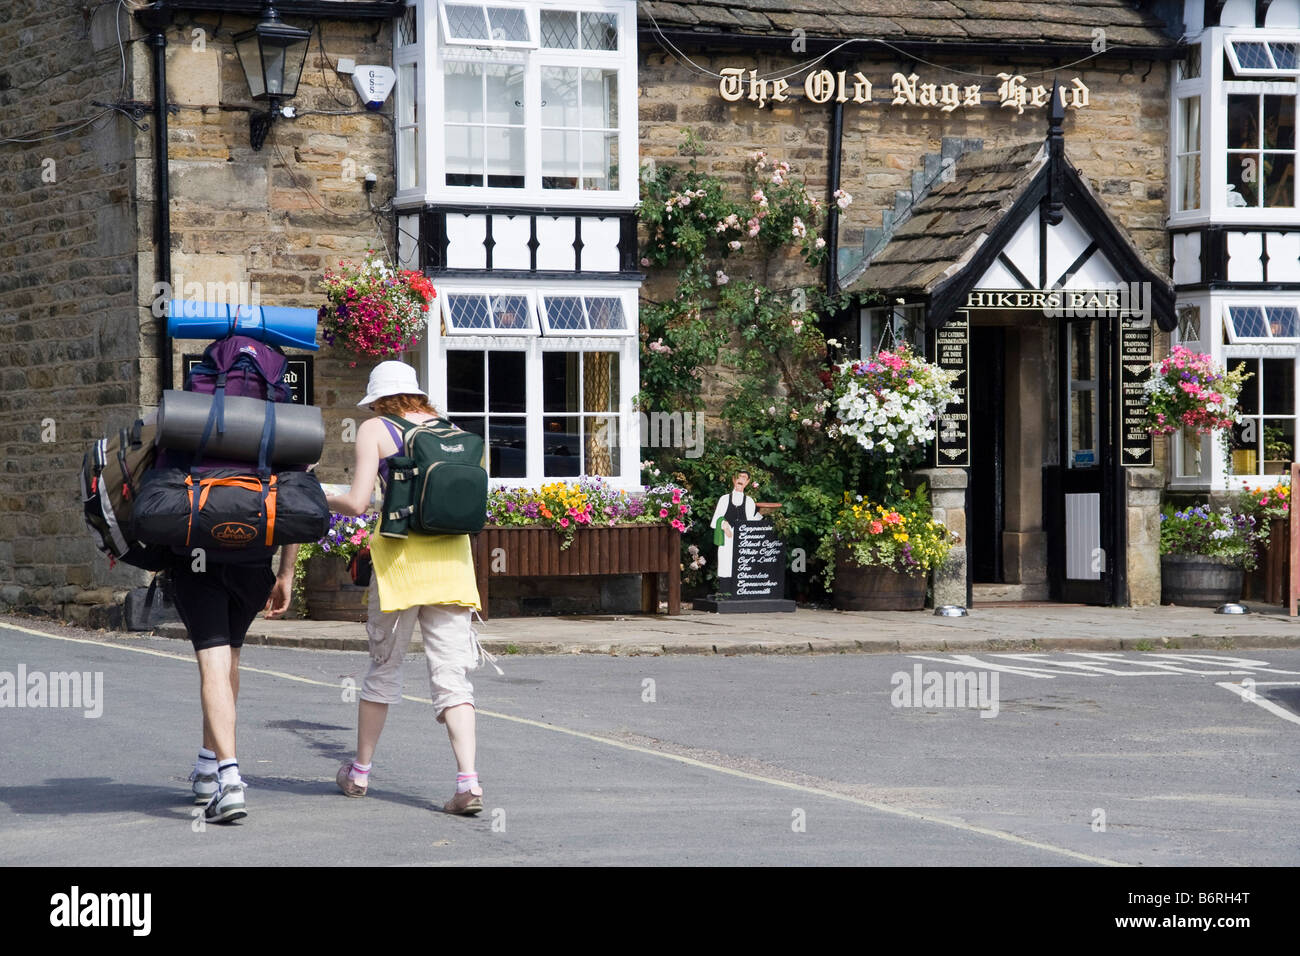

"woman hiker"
[324,360,489,814]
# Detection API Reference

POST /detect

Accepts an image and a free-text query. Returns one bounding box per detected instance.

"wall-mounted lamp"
[234,2,311,150]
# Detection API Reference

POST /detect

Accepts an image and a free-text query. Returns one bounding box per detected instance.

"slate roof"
[638,0,1176,50]
[840,141,1047,297]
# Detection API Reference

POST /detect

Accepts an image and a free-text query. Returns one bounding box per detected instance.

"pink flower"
[559,517,570,528]
[659,508,669,518]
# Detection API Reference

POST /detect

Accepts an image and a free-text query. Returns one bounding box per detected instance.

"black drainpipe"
[137,3,173,403]
[824,97,844,295]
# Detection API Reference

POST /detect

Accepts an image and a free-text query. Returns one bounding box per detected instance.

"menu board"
[1119,315,1153,467]
[932,311,970,467]
[732,520,785,599]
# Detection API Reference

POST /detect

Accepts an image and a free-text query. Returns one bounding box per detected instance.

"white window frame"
[396,0,639,210]
[1223,302,1300,342]
[424,279,641,487]
[1185,28,1300,223]
[394,1,422,193]
[440,288,541,336]
[1169,36,1209,227]
[1169,299,1209,488]
[538,291,635,336]
[438,1,538,48]
[1225,34,1300,76]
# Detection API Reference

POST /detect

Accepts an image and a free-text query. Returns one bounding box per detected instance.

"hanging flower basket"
[1143,346,1249,436]
[318,252,435,365]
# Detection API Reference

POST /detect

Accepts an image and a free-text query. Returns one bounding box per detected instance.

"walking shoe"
[443,788,483,815]
[204,783,248,824]
[336,762,367,798]
[190,770,219,805]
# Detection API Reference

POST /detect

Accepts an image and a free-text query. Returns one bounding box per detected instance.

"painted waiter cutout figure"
[711,469,759,586]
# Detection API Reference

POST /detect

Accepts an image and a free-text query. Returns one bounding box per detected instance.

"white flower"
[728,240,742,251]
[791,216,806,238]
[815,237,826,249]
[716,270,729,286]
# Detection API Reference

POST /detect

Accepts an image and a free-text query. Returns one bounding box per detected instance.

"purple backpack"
[186,335,291,402]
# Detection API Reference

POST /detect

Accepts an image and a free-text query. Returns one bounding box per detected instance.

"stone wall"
[0,1,142,616]
[0,4,398,616]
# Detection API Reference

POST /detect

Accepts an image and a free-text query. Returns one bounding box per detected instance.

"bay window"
[396,0,638,207]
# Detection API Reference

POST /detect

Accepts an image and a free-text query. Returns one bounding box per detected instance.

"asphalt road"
[2,617,1298,866]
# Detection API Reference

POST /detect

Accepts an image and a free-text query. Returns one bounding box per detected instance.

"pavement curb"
[151,623,1300,656]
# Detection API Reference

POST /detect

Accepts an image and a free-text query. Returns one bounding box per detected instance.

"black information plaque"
[932,310,970,467]
[694,518,795,613]
[1119,316,1153,467]
[181,354,315,406]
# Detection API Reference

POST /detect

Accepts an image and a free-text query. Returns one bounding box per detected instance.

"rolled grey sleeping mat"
[157,390,324,465]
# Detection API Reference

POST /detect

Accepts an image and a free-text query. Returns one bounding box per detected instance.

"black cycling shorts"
[168,560,276,652]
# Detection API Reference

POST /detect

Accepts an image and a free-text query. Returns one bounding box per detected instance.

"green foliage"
[637,134,876,595]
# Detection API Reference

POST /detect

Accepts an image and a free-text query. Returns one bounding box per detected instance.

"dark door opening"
[968,326,1005,583]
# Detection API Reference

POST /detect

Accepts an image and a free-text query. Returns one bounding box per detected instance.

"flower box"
[1161,555,1244,607]
[303,553,368,622]
[472,525,681,620]
[832,558,926,611]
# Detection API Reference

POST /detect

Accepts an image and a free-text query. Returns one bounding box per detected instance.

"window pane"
[1177,155,1201,211]
[1228,95,1258,149]
[1263,358,1294,415]
[1177,97,1199,154]
[1179,45,1201,79]
[445,3,488,40]
[585,415,618,476]
[398,127,420,191]
[1237,358,1261,415]
[581,68,618,128]
[541,130,579,189]
[448,294,492,330]
[583,352,619,412]
[1235,41,1273,71]
[1227,152,1261,206]
[485,126,525,184]
[399,62,419,127]
[1177,305,1201,343]
[1178,430,1203,478]
[488,351,526,413]
[1272,41,1299,70]
[1264,419,1295,467]
[541,67,580,127]
[484,64,524,124]
[489,294,531,330]
[1267,307,1299,337]
[1229,305,1268,338]
[540,9,578,48]
[543,416,581,476]
[446,351,484,412]
[444,62,483,124]
[486,6,529,42]
[580,12,618,50]
[546,295,586,331]
[1264,96,1294,148]
[543,352,579,413]
[585,297,626,331]
[488,418,526,478]
[398,4,418,46]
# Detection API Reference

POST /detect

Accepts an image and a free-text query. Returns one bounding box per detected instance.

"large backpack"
[378,416,487,537]
[80,419,170,571]
[185,335,291,403]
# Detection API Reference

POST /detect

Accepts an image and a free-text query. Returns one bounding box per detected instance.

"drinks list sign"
[932,311,970,467]
[733,520,784,599]
[1120,315,1154,467]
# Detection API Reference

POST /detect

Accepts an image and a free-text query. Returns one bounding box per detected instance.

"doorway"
[968,327,1005,584]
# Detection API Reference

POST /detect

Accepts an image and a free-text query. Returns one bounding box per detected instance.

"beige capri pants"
[360,580,479,722]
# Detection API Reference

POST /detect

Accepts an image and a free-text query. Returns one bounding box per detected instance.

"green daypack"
[378,416,487,538]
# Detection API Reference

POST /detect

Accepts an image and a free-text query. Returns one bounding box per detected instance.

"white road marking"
[909,651,1300,678]
[2,621,1127,867]
[1216,681,1300,727]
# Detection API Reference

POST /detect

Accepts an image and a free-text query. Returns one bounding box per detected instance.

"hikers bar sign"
[932,311,970,468]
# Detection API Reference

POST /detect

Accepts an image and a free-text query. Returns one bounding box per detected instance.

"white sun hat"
[358,360,427,406]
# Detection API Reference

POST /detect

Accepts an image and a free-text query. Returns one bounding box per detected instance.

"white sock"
[217,759,241,789]
[349,761,371,785]
[456,772,479,794]
[196,747,218,776]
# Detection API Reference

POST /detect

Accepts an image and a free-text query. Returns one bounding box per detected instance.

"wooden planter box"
[303,553,369,622]
[1245,517,1290,605]
[471,525,681,620]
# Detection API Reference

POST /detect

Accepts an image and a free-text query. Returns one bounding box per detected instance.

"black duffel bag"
[131,468,329,556]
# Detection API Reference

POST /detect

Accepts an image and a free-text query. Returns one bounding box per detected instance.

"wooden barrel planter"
[1161,555,1244,607]
[472,525,681,620]
[303,553,369,622]
[833,557,927,611]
